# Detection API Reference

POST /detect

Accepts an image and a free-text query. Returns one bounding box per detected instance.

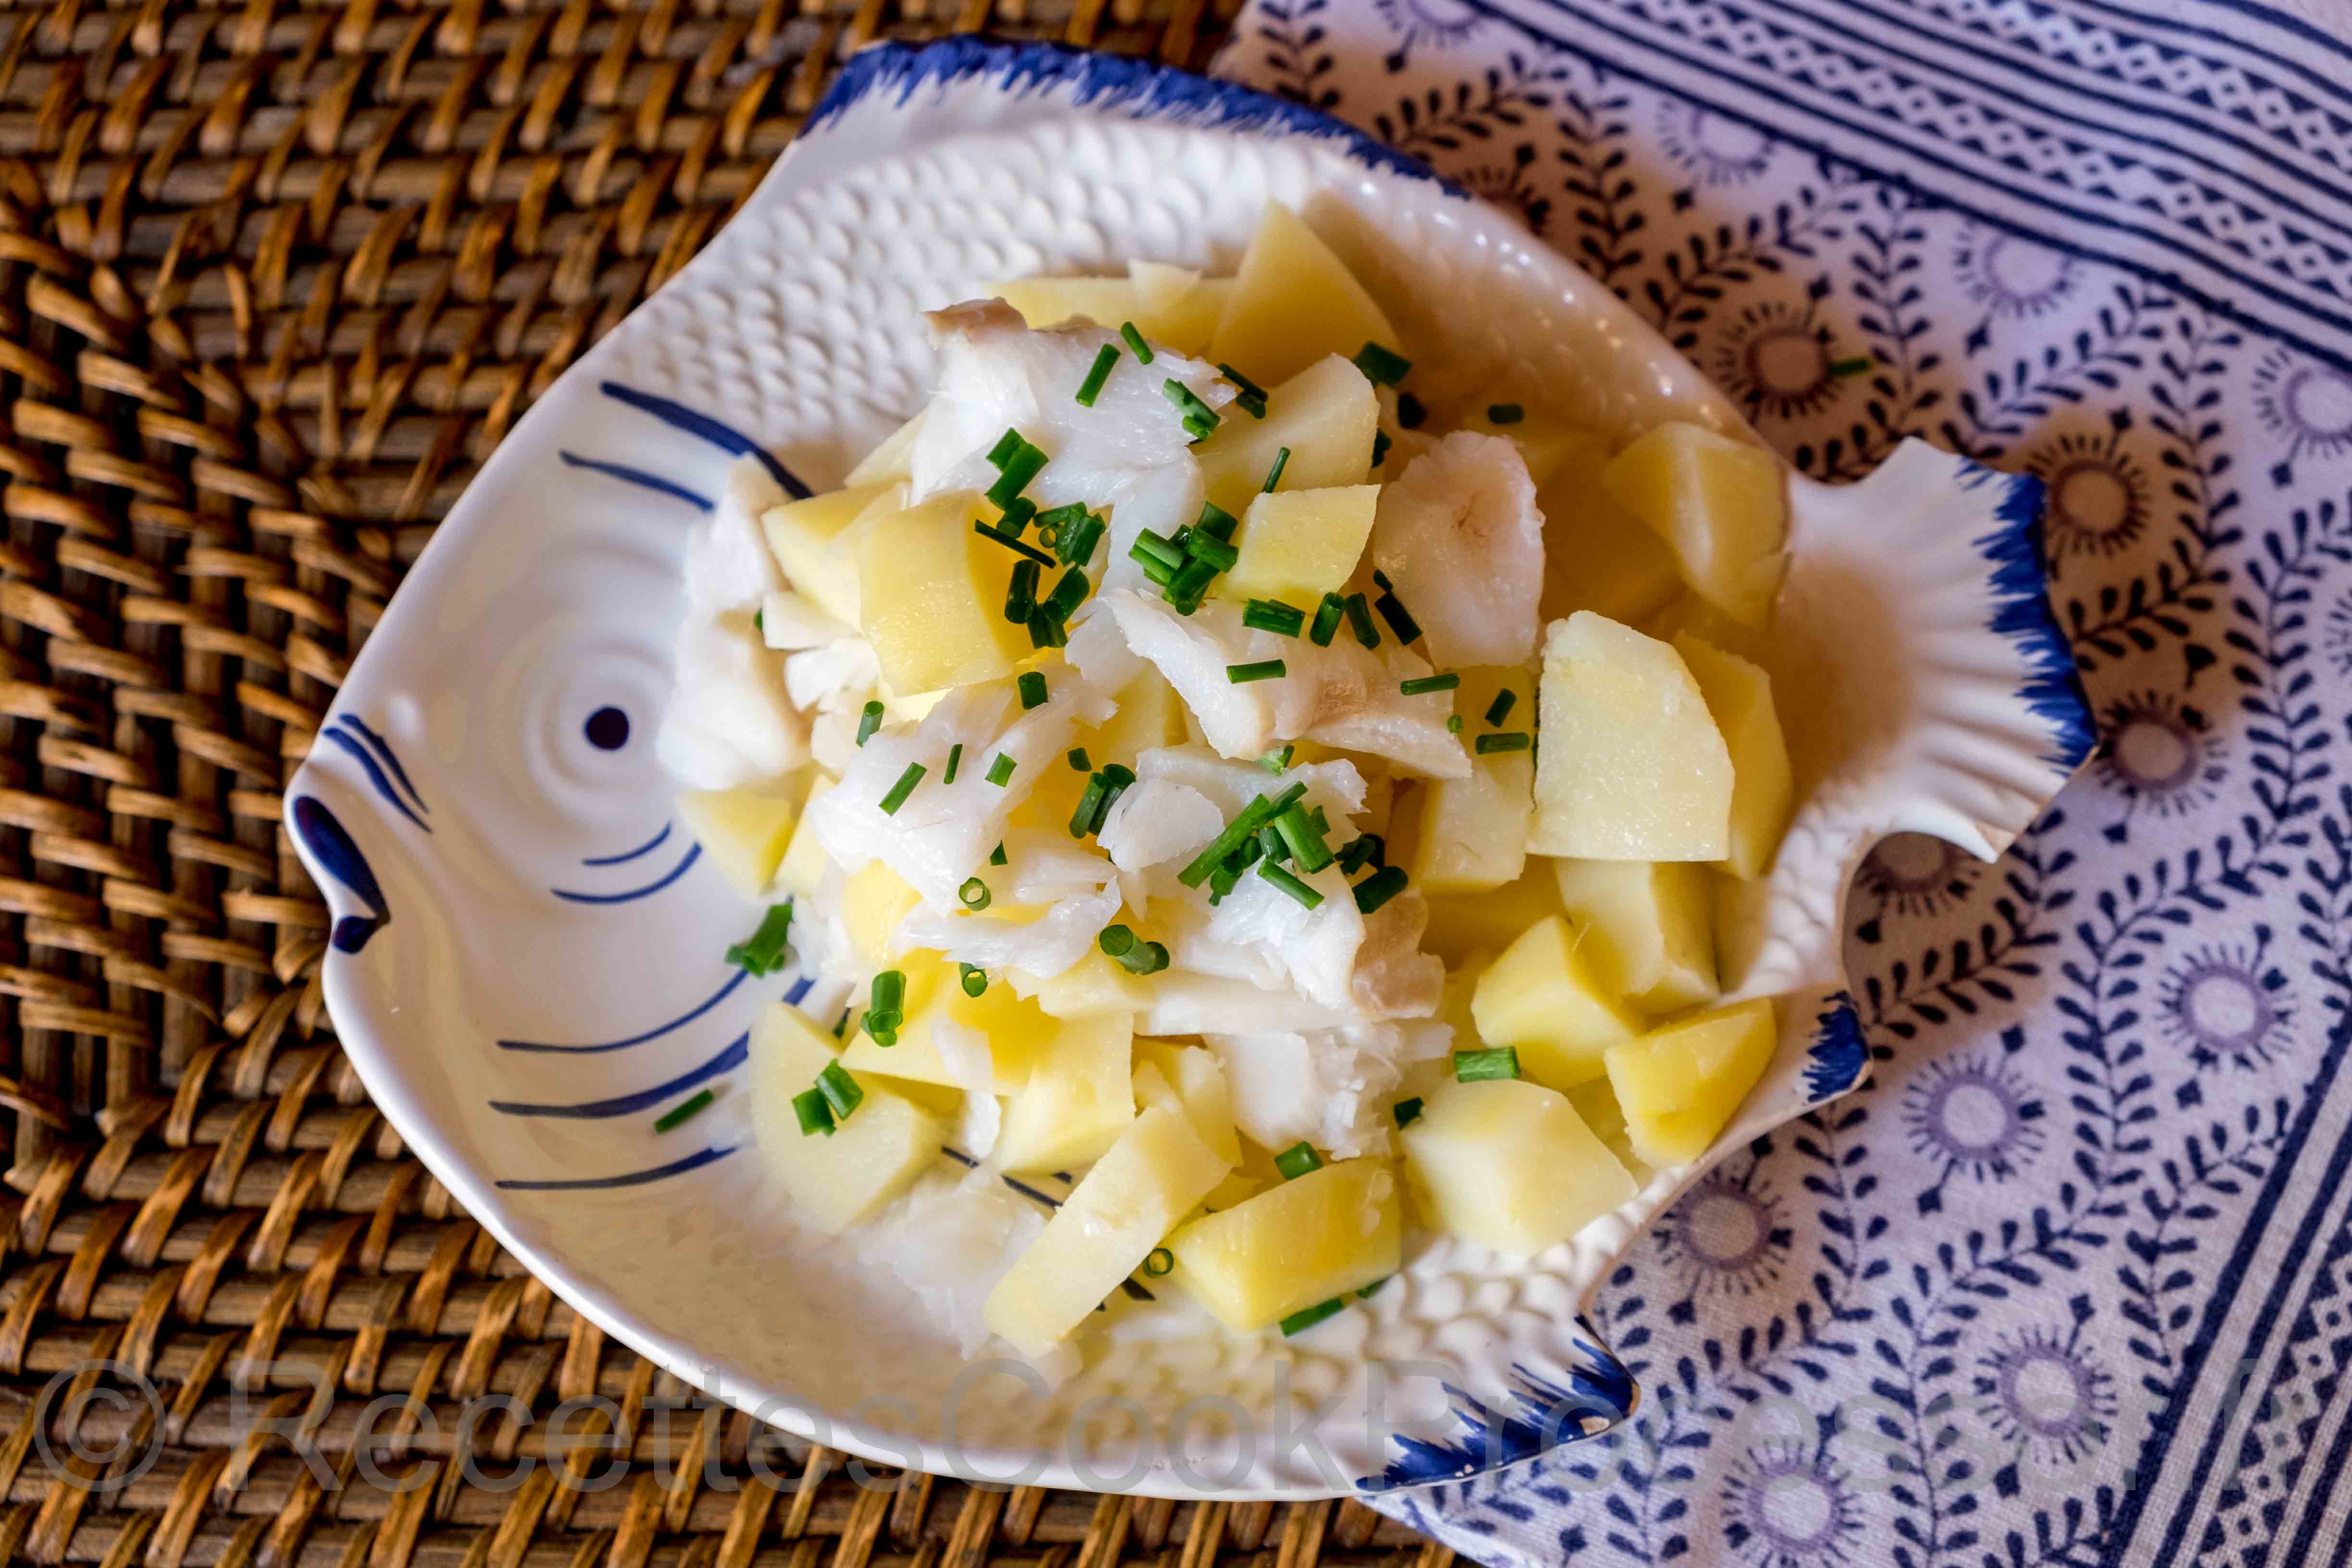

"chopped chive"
[1274,1141,1323,1180]
[655,1088,715,1133]
[987,429,1024,467]
[1043,567,1090,622]
[1131,529,1184,575]
[1358,1276,1389,1299]
[870,969,904,1015]
[1484,688,1518,727]
[1005,559,1040,624]
[1396,391,1427,428]
[723,902,795,975]
[856,701,884,747]
[997,496,1037,537]
[958,876,992,910]
[879,763,926,815]
[1373,590,1422,645]
[816,1060,864,1121]
[1076,343,1120,406]
[1244,595,1304,637]
[1370,429,1391,471]
[753,607,764,634]
[1227,659,1286,684]
[986,753,1016,786]
[1307,805,1328,835]
[1143,1247,1175,1277]
[1125,940,1170,975]
[1058,509,1105,567]
[1218,363,1267,403]
[1027,608,1067,649]
[1258,744,1294,774]
[1447,714,1464,732]
[1167,558,1218,611]
[1196,502,1239,541]
[1453,1046,1521,1082]
[1017,671,1048,710]
[1068,747,1091,772]
[986,439,1048,508]
[1829,355,1874,378]
[1336,833,1385,874]
[1098,924,1136,958]
[1034,501,1086,535]
[1185,530,1240,571]
[1310,593,1346,647]
[1372,570,1393,592]
[959,962,988,997]
[1261,446,1291,493]
[943,743,964,784]
[833,1008,851,1039]
[1176,784,1304,887]
[1259,823,1289,864]
[1485,402,1524,425]
[1258,859,1324,908]
[1399,673,1458,696]
[1281,1298,1348,1335]
[1069,775,1109,838]
[792,1087,835,1137]
[1391,1096,1423,1129]
[1274,805,1334,872]
[1352,342,1411,386]
[990,841,1008,865]
[1344,593,1380,649]
[1120,322,1154,363]
[1161,379,1220,440]
[975,521,1055,565]
[1353,864,1408,914]
[1476,731,1532,754]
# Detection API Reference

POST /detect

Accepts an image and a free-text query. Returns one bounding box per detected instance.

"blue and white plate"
[285,38,2091,1498]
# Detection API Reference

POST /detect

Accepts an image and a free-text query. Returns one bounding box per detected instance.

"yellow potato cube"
[855,490,1030,694]
[1642,592,1768,664]
[1134,1040,1243,1166]
[1565,1079,1651,1185]
[986,265,1233,355]
[1536,431,1684,627]
[1605,997,1778,1166]
[762,483,888,628]
[1470,914,1643,1090]
[1391,666,1533,894]
[840,957,1059,1092]
[993,1012,1136,1174]
[1673,635,1795,881]
[1401,1078,1635,1256]
[1421,864,1565,965]
[1602,422,1788,626]
[1221,485,1380,607]
[843,860,923,968]
[984,1103,1230,1357]
[1005,951,1151,1018]
[1551,859,1718,1014]
[676,778,806,900]
[1458,404,1583,486]
[1166,1158,1400,1329]
[1087,663,1192,763]
[771,776,837,900]
[747,1002,947,1235]
[1531,612,1734,861]
[1194,354,1382,519]
[1210,203,1403,387]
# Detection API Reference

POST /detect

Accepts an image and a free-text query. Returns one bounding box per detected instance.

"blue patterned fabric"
[1209,2,2352,1562]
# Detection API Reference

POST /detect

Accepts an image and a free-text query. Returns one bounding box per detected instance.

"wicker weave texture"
[0,1,1452,1561]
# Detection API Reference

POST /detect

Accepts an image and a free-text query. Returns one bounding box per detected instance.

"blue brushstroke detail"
[290,796,391,954]
[1966,465,2096,771]
[500,966,754,1053]
[318,728,431,834]
[595,382,813,499]
[558,451,712,512]
[808,39,1457,195]
[550,843,702,904]
[495,1145,735,1190]
[336,716,428,818]
[582,823,671,866]
[1364,1352,1640,1492]
[1805,991,1871,1103]
[784,974,813,1005]
[490,1032,748,1118]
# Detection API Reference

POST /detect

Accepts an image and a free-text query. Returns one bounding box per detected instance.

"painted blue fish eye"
[585,707,630,750]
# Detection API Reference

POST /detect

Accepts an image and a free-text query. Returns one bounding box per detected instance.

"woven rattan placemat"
[0,2,1455,1562]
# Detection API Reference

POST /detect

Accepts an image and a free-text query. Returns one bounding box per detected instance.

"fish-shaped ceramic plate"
[286,38,2093,1499]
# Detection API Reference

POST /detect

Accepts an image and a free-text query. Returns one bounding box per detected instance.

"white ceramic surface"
[285,39,2094,1499]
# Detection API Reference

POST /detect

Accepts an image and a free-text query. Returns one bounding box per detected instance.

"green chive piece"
[1336,833,1384,875]
[958,876,992,910]
[1484,688,1518,727]
[1005,559,1040,624]
[1310,593,1346,647]
[1353,864,1409,914]
[1397,392,1426,428]
[1344,593,1380,649]
[723,902,795,975]
[1273,804,1334,872]
[1217,363,1267,403]
[1043,567,1090,622]
[1281,1298,1348,1336]
[986,429,1024,467]
[1262,446,1291,493]
[1453,1046,1521,1082]
[1126,941,1170,975]
[856,701,884,747]
[1143,1247,1175,1277]
[1098,924,1137,958]
[1352,342,1412,386]
[986,439,1047,508]
[1161,379,1220,440]
[879,763,926,815]
[1131,529,1184,575]
[960,962,988,997]
[1167,557,1218,612]
[816,1060,864,1121]
[870,970,904,1016]
[1371,429,1391,471]
[1069,775,1109,838]
[1358,1276,1389,1299]
[1258,859,1323,908]
[1829,355,1874,378]
[1257,744,1294,774]
[1243,599,1306,637]
[1399,673,1458,696]
[753,607,764,635]
[1185,530,1240,571]
[944,743,964,784]
[1259,823,1289,864]
[975,521,1055,566]
[1391,1096,1423,1129]
[1177,784,1305,887]
[990,842,1008,865]
[985,753,1016,786]
[1057,509,1105,567]
[1447,713,1465,733]
[1374,590,1422,644]
[1274,1141,1323,1180]
[1485,402,1524,425]
[654,1088,715,1133]
[1227,659,1286,684]
[1076,343,1120,406]
[1068,747,1091,772]
[1476,731,1532,754]
[1120,322,1154,363]
[1017,671,1048,710]
[997,496,1038,537]
[792,1087,835,1137]
[1196,502,1239,541]
[1028,607,1067,649]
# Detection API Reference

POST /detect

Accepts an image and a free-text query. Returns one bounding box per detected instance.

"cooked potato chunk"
[842,860,922,969]
[840,956,1060,1092]
[676,780,805,899]
[1604,997,1778,1166]
[1601,422,1787,626]
[1222,485,1380,607]
[1470,913,1642,1090]
[1195,354,1382,519]
[1401,1078,1635,1255]
[1530,612,1734,861]
[993,1012,1136,1174]
[1209,203,1403,387]
[1166,1158,1399,1329]
[1134,1040,1243,1166]
[747,1002,946,1235]
[855,490,1029,694]
[762,484,887,628]
[986,263,1232,355]
[1536,431,1684,627]
[1550,859,1718,1014]
[1393,668,1535,894]
[1673,634,1795,880]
